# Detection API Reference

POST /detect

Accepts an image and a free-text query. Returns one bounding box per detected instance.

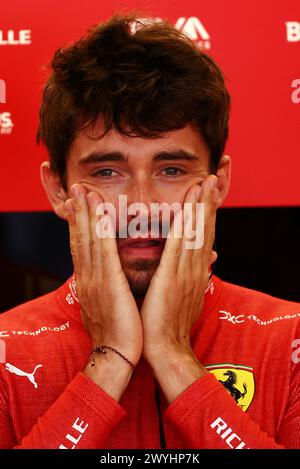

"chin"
[122,259,160,298]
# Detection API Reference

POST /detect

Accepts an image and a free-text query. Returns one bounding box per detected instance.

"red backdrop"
[0,0,299,211]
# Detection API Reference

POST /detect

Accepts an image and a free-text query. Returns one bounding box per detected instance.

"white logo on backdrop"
[286,22,300,42]
[0,112,14,135]
[175,17,211,49]
[0,30,31,45]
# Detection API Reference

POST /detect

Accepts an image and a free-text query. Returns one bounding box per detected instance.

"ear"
[40,162,68,220]
[215,154,231,207]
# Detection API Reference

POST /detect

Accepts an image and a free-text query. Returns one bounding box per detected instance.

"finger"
[200,175,218,264]
[87,191,104,274]
[183,184,202,247]
[93,204,123,278]
[210,250,218,266]
[158,207,183,274]
[201,174,218,210]
[159,184,202,274]
[71,184,92,278]
[184,183,202,205]
[178,184,203,269]
[64,198,81,279]
[178,176,217,276]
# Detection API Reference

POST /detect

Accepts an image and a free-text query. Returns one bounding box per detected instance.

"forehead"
[68,118,210,164]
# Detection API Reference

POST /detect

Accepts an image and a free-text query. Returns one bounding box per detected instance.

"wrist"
[150,347,205,376]
[83,348,134,402]
[148,347,207,404]
[145,339,193,366]
[91,345,136,370]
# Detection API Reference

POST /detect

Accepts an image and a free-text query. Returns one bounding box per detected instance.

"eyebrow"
[153,150,199,161]
[79,151,127,165]
[78,149,200,165]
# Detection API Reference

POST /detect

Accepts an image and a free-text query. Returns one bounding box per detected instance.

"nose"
[123,178,160,235]
[126,178,158,213]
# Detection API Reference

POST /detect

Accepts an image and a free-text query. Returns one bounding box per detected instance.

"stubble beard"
[121,259,160,299]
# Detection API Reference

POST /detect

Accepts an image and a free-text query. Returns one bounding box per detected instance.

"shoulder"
[0,280,70,340]
[217,277,300,329]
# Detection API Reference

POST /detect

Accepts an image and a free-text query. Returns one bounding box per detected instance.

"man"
[0,13,300,449]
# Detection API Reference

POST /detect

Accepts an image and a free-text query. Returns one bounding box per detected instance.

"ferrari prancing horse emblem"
[206,364,255,411]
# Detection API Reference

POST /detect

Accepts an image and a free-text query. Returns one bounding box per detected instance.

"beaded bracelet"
[90,345,135,370]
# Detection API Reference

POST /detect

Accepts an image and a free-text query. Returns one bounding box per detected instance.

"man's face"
[66,120,210,297]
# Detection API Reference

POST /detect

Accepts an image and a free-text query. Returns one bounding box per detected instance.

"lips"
[120,239,162,248]
[117,237,166,258]
[118,237,164,248]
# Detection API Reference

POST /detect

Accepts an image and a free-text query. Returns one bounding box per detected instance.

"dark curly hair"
[37,13,230,189]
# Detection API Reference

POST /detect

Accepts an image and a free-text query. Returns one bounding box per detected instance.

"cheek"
[156,185,190,206]
[91,186,123,204]
[67,177,123,204]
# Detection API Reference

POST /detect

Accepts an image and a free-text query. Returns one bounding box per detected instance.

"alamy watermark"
[291,79,300,104]
[0,339,6,363]
[95,195,205,249]
[0,79,6,103]
[292,339,300,364]
[286,22,300,42]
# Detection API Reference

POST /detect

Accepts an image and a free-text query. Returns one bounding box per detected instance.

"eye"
[162,167,185,177]
[93,168,118,178]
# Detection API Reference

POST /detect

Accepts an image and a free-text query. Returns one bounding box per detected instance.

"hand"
[64,184,143,367]
[140,175,218,401]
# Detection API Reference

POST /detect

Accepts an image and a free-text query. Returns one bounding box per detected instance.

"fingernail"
[71,184,79,198]
[87,191,96,207]
[209,176,218,191]
[213,188,219,204]
[64,199,74,214]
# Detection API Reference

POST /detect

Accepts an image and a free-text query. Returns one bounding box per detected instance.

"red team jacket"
[0,274,300,449]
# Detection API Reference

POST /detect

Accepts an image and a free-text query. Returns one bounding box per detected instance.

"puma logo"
[5,363,42,389]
